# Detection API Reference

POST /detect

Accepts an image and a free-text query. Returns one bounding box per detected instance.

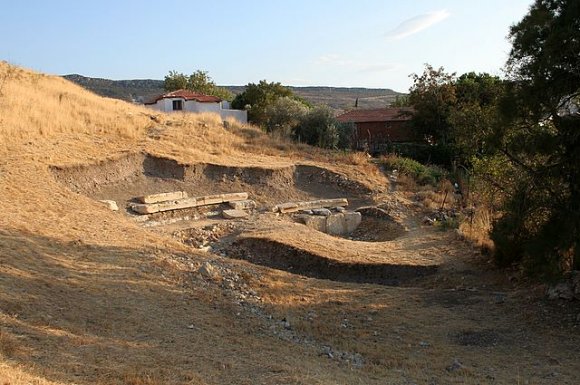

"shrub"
[381,155,445,186]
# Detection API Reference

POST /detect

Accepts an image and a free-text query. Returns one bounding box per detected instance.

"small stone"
[419,341,430,347]
[335,206,346,213]
[98,200,118,211]
[187,324,195,329]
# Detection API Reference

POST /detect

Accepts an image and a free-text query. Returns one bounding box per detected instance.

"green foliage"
[264,96,308,137]
[381,155,445,186]
[408,64,457,145]
[489,0,580,275]
[336,121,356,150]
[231,80,296,126]
[164,70,233,101]
[164,70,188,92]
[293,106,339,149]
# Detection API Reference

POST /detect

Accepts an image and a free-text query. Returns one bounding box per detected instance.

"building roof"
[336,107,413,123]
[144,89,222,104]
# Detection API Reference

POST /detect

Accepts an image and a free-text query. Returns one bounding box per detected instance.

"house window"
[172,100,183,111]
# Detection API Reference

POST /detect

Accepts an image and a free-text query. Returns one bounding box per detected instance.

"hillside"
[63,74,403,110]
[1,62,579,385]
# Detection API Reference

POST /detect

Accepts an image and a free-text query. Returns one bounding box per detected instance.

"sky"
[0,0,534,93]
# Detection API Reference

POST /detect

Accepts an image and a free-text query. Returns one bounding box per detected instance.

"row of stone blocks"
[272,198,349,214]
[131,191,249,214]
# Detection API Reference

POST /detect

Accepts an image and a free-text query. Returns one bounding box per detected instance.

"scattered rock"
[98,200,118,211]
[222,209,249,219]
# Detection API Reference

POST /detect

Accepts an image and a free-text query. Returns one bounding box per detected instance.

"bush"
[293,106,339,149]
[381,155,445,186]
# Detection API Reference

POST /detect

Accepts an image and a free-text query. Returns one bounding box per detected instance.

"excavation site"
[50,152,433,286]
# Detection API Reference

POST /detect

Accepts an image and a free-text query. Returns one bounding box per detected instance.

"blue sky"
[0,0,533,92]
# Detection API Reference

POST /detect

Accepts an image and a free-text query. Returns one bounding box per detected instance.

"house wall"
[184,100,221,113]
[354,121,415,148]
[145,98,247,123]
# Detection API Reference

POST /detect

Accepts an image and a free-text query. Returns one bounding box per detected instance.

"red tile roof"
[145,89,222,104]
[336,107,413,123]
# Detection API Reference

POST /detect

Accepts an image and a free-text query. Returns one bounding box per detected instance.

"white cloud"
[385,10,450,40]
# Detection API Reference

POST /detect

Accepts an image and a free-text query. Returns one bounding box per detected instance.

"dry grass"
[459,208,495,254]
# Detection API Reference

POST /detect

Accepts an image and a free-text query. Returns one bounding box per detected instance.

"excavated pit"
[51,153,421,285]
[226,238,437,286]
[50,152,374,210]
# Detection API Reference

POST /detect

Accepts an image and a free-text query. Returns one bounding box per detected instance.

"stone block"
[229,199,256,210]
[196,195,224,206]
[274,198,349,213]
[303,215,327,232]
[222,209,249,219]
[326,213,346,235]
[137,191,187,204]
[221,192,249,202]
[156,197,198,212]
[131,203,160,214]
[312,208,332,216]
[344,211,362,233]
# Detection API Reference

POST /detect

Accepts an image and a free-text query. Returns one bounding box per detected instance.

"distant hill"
[63,74,404,111]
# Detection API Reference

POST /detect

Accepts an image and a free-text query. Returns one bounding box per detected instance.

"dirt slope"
[0,62,579,385]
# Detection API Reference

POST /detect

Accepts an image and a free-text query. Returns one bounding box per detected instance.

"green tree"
[164,70,188,92]
[489,0,580,275]
[408,64,457,145]
[449,72,506,163]
[231,80,296,126]
[264,96,308,137]
[294,106,339,149]
[164,70,233,101]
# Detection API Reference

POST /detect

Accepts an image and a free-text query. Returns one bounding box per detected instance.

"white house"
[144,89,247,123]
